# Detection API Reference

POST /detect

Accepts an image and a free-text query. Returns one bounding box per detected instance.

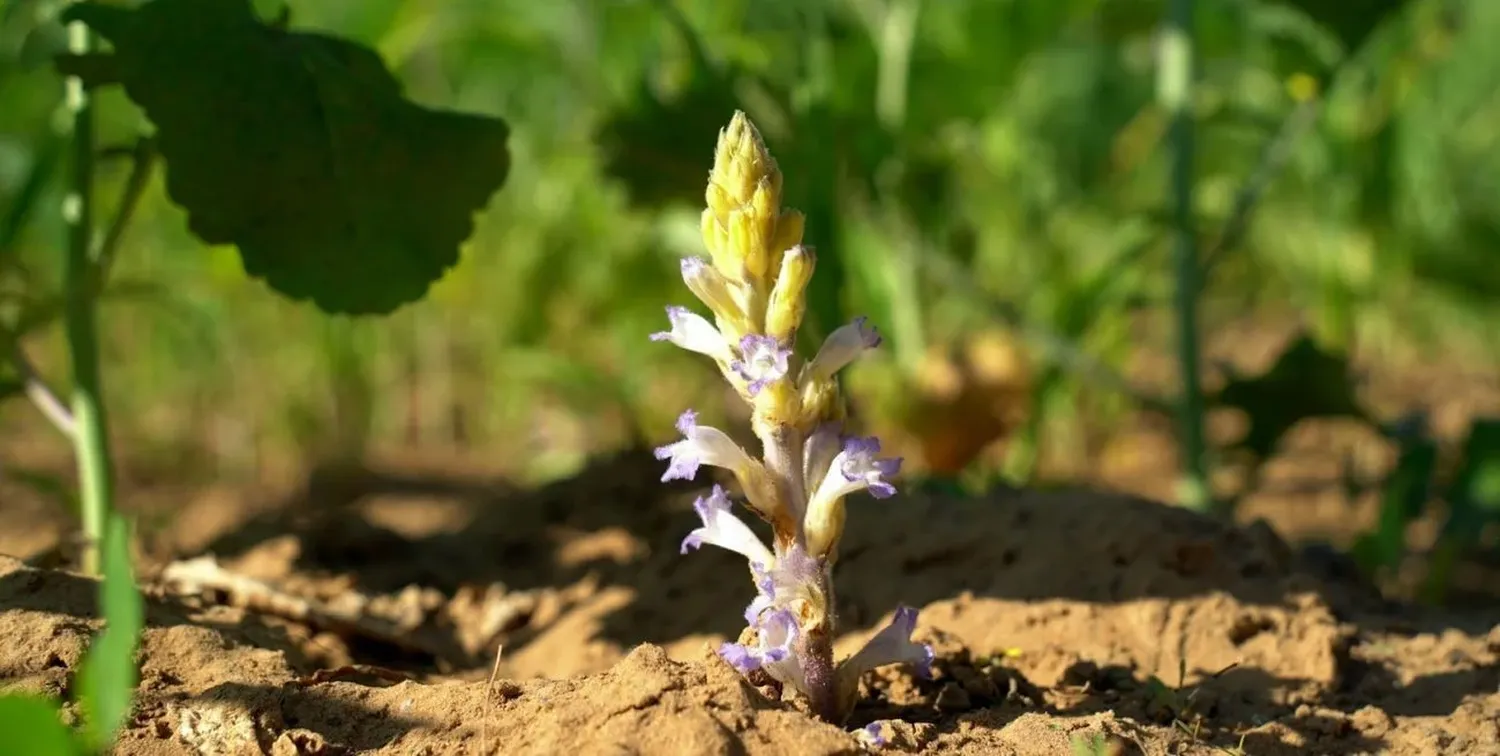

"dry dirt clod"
[271,729,345,756]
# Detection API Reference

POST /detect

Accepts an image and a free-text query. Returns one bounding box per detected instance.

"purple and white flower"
[839,605,934,682]
[730,334,792,396]
[719,606,812,693]
[856,721,890,748]
[719,608,798,673]
[804,316,882,383]
[654,409,756,482]
[801,423,845,505]
[744,561,777,624]
[650,306,733,362]
[680,485,774,567]
[806,435,903,514]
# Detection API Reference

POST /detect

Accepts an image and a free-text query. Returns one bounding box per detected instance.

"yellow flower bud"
[704,184,736,228]
[804,495,845,564]
[799,377,846,430]
[700,209,726,262]
[769,210,806,270]
[708,111,780,211]
[741,179,781,280]
[680,256,748,341]
[726,209,758,282]
[766,245,815,344]
[705,112,788,292]
[707,212,745,282]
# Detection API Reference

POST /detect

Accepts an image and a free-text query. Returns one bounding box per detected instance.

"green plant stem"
[1159,0,1211,513]
[62,12,116,575]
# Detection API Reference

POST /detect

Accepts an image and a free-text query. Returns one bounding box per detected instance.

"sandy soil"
[2,445,1498,755]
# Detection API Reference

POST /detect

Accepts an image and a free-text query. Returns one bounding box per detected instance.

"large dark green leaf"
[57,0,511,315]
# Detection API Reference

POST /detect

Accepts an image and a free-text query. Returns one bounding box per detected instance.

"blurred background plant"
[2,0,1498,600]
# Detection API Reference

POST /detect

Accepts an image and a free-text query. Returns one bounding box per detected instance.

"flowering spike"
[661,111,917,726]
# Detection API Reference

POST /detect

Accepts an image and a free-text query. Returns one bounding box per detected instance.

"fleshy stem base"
[795,569,843,723]
[760,424,846,722]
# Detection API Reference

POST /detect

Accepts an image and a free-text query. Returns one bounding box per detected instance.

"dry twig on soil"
[159,555,493,665]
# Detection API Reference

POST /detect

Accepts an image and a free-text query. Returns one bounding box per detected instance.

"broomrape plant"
[652,111,932,725]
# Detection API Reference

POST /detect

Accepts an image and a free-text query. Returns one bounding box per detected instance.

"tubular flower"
[650,111,929,727]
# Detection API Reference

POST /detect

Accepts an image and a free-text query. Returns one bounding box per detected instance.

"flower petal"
[807,435,902,506]
[650,306,733,362]
[654,410,757,483]
[680,485,774,566]
[717,641,761,673]
[802,423,843,500]
[838,606,934,684]
[755,609,807,692]
[744,562,777,623]
[804,316,882,382]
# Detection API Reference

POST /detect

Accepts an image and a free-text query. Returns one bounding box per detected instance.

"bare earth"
[1,447,1497,755]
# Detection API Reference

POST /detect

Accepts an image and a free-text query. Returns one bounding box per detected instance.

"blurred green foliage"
[1349,413,1500,602]
[1,0,1497,505]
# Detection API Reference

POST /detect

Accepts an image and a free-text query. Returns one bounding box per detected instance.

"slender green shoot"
[1159,0,1211,513]
[61,5,116,574]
